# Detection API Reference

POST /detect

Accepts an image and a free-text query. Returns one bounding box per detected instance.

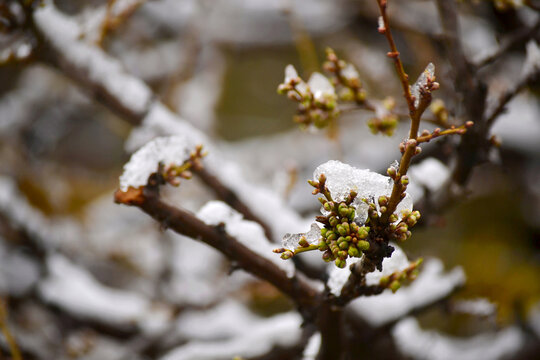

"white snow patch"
[39,255,171,333]
[308,72,335,102]
[454,298,497,317]
[119,135,194,191]
[160,311,302,360]
[411,63,435,109]
[393,317,524,360]
[522,40,540,78]
[197,201,295,277]
[408,158,450,201]
[302,332,321,360]
[314,160,413,224]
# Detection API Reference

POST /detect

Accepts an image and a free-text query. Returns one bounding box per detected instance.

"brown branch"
[114,185,320,311]
[434,0,488,186]
[0,299,22,360]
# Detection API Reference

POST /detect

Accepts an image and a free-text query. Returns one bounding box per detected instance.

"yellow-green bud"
[357,240,370,251]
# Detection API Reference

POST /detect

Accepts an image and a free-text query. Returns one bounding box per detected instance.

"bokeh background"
[0,0,539,359]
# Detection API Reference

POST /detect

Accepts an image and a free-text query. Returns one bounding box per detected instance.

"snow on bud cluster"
[275,160,414,268]
[119,135,201,191]
[277,65,339,130]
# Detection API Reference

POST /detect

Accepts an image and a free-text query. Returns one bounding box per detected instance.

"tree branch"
[114,185,320,312]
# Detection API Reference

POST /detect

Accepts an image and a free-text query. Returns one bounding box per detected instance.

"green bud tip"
[281,251,294,260]
[357,240,370,251]
[390,280,401,293]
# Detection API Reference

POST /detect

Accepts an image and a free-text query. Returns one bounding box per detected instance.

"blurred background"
[0,0,539,359]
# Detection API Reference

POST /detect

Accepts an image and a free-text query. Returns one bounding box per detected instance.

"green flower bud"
[378,196,388,206]
[390,280,401,293]
[337,225,347,236]
[335,258,346,268]
[401,176,409,186]
[357,240,370,251]
[329,216,338,227]
[348,246,359,257]
[358,226,369,239]
[318,240,328,251]
[327,231,337,241]
[338,250,348,259]
[321,228,328,238]
[281,251,294,260]
[339,241,349,250]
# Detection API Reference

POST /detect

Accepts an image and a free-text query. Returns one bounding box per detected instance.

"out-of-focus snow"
[197,201,295,277]
[160,309,302,360]
[0,239,40,296]
[302,332,321,360]
[454,298,497,317]
[491,93,540,155]
[393,317,524,360]
[39,255,171,334]
[408,158,450,201]
[350,259,465,326]
[522,41,540,78]
[119,135,194,191]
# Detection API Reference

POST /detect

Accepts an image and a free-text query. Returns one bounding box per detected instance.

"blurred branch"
[475,19,540,68]
[32,1,275,241]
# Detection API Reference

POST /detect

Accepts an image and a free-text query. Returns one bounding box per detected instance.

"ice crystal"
[411,63,435,108]
[281,223,321,251]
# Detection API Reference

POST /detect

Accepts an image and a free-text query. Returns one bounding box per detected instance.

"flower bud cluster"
[367,114,398,136]
[277,65,339,130]
[379,258,423,293]
[388,209,421,242]
[317,196,371,268]
[323,48,366,104]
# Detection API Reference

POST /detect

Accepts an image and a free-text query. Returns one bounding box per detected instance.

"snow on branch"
[33,1,153,118]
[197,201,295,278]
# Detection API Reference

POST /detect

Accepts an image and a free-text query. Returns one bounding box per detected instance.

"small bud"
[348,246,359,257]
[401,176,409,186]
[390,280,401,293]
[357,240,370,251]
[298,237,309,247]
[281,251,294,260]
[387,167,397,178]
[415,146,422,155]
[318,240,328,251]
[389,214,398,223]
[329,216,338,227]
[337,225,348,236]
[378,196,388,206]
[321,228,328,237]
[327,231,337,241]
[339,241,349,250]
[358,226,370,239]
[335,258,346,268]
[338,250,348,259]
[380,206,387,213]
